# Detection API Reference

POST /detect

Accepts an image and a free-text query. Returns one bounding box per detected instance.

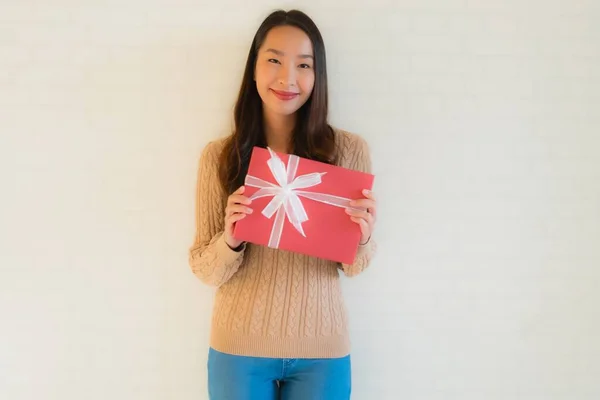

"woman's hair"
[218,9,337,195]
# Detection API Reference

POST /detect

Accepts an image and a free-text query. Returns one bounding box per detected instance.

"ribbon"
[245,148,357,249]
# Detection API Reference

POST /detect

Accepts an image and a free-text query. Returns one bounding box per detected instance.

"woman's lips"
[270,89,300,101]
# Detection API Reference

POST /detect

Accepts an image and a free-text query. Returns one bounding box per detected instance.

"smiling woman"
[255,28,315,115]
[218,10,336,195]
[188,9,378,400]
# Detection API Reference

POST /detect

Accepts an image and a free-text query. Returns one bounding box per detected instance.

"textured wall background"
[1,0,599,399]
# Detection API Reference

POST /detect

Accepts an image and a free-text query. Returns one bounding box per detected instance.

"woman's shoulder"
[333,126,370,152]
[332,126,372,170]
[199,136,229,166]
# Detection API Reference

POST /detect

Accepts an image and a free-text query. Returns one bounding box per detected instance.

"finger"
[345,208,373,223]
[361,190,377,218]
[228,194,252,206]
[226,212,247,225]
[350,216,370,237]
[362,189,376,200]
[226,204,253,217]
[234,185,245,194]
[348,199,376,210]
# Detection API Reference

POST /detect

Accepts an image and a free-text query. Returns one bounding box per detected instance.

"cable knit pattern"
[286,253,302,337]
[188,128,376,358]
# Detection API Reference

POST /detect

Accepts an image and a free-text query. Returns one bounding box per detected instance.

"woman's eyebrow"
[265,48,314,59]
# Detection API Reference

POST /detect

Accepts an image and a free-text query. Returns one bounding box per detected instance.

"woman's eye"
[268,58,280,64]
[299,63,311,69]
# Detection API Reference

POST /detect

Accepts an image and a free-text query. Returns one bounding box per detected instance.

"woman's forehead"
[261,26,313,56]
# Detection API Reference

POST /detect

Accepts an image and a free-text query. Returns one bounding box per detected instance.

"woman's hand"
[345,189,377,245]
[224,185,253,249]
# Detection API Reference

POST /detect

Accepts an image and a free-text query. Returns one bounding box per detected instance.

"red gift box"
[233,146,375,264]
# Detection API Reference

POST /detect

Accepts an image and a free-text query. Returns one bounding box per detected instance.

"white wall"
[1,0,599,399]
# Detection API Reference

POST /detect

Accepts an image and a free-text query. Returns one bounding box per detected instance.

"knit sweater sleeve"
[338,132,377,277]
[188,141,245,287]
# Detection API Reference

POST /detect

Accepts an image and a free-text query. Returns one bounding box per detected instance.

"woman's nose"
[277,66,297,86]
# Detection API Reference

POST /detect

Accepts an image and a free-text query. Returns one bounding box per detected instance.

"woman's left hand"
[345,189,377,245]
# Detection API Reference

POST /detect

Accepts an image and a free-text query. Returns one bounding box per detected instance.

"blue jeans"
[207,348,351,400]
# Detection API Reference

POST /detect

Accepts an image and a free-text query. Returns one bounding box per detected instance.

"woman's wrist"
[226,239,246,252]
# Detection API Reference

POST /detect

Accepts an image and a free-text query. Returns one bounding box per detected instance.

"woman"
[189,9,377,400]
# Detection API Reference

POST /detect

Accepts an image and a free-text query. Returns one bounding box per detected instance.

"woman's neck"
[263,110,295,154]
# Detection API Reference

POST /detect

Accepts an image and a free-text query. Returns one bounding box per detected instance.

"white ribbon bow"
[245,148,355,249]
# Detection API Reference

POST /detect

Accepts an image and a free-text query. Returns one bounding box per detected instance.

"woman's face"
[254,25,315,117]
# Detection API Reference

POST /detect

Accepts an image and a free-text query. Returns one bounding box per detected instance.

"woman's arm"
[188,141,245,287]
[340,237,377,277]
[338,132,377,277]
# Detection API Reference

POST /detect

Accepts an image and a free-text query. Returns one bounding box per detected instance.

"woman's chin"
[265,101,301,117]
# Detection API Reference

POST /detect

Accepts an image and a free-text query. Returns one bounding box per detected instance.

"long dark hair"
[218,9,337,195]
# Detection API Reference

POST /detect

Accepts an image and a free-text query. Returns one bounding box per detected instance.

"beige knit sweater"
[188,129,376,359]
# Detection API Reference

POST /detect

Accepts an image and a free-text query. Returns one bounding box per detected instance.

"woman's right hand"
[224,185,253,249]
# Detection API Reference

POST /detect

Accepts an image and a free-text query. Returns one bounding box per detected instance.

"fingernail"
[247,208,253,213]
[363,189,370,194]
